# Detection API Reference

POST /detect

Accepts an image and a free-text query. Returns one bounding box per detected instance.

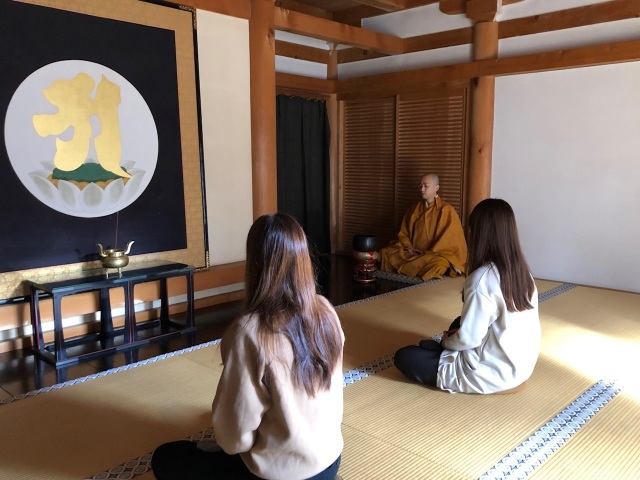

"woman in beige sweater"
[151,213,344,480]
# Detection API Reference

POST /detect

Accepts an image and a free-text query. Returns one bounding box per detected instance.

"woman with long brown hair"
[394,198,541,394]
[152,213,344,479]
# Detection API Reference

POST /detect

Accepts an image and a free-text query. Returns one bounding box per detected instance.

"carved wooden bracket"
[439,0,467,15]
[440,0,523,22]
[467,0,501,22]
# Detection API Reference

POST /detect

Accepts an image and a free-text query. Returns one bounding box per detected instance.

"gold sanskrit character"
[32,73,131,178]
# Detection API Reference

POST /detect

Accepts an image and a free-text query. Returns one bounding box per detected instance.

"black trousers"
[394,317,461,387]
[151,440,341,480]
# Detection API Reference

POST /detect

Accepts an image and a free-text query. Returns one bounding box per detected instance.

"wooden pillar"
[327,45,339,252]
[249,0,277,218]
[465,3,499,219]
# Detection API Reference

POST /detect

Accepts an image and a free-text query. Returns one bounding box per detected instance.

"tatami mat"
[340,423,466,480]
[1,279,638,480]
[338,278,563,371]
[338,278,465,370]
[539,284,640,341]
[538,285,640,392]
[336,279,640,479]
[0,354,220,480]
[341,355,596,479]
[530,392,640,479]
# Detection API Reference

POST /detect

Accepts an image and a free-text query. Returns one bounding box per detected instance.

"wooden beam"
[333,0,438,27]
[482,38,640,76]
[275,40,331,63]
[351,0,407,12]
[338,25,471,64]
[405,0,439,7]
[337,47,389,63]
[275,0,333,19]
[276,72,338,94]
[195,262,245,291]
[164,0,251,19]
[338,0,639,63]
[336,38,640,97]
[403,26,473,53]
[332,5,388,26]
[274,7,405,55]
[500,0,640,39]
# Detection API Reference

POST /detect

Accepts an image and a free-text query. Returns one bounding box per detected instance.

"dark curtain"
[276,95,331,255]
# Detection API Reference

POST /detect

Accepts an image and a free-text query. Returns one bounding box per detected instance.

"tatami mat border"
[538,283,577,302]
[479,379,622,480]
[343,354,395,386]
[0,339,222,406]
[375,270,428,284]
[91,377,621,480]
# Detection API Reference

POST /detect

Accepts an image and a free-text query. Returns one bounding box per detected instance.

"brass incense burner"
[97,241,134,276]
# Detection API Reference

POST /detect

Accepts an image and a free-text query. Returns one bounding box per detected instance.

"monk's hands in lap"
[405,247,423,257]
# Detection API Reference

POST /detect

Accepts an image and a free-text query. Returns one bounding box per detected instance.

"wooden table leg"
[124,282,136,343]
[29,285,45,355]
[160,278,169,332]
[186,271,195,329]
[99,288,113,343]
[52,293,67,364]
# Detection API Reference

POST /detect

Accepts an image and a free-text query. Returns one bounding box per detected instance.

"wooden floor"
[0,254,407,399]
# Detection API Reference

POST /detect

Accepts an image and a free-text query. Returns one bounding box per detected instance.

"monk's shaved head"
[422,173,439,185]
[420,173,440,204]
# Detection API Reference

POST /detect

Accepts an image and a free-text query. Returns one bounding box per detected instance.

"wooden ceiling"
[272,0,639,67]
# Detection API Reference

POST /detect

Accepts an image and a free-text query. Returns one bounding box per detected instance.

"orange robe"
[380,197,467,280]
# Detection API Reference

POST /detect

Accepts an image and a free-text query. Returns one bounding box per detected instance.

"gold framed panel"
[0,0,207,300]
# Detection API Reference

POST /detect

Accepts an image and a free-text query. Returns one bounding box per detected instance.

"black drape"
[276,95,331,255]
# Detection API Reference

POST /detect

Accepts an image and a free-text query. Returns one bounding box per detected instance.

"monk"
[379,173,467,280]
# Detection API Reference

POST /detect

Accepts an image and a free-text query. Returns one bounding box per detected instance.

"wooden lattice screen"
[339,88,468,252]
[395,90,467,226]
[341,97,396,251]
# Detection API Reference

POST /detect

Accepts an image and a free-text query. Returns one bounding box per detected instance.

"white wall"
[197,10,253,265]
[493,62,640,293]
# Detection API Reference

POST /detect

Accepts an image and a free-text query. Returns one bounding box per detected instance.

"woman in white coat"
[394,198,541,394]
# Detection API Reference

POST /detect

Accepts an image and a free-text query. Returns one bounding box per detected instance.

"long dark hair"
[243,213,342,396]
[466,199,535,312]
